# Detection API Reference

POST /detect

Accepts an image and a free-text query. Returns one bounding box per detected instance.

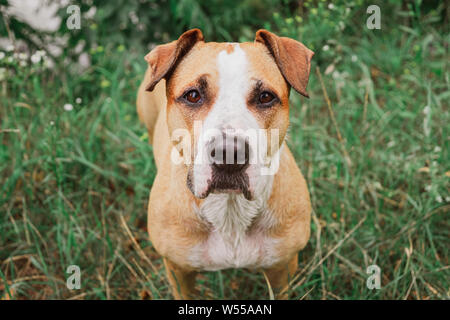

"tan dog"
[137,29,313,299]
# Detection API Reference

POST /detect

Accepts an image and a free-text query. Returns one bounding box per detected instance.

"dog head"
[145,29,313,200]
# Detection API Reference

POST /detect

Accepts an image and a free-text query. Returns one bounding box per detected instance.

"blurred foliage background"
[0,0,449,300]
[2,0,448,59]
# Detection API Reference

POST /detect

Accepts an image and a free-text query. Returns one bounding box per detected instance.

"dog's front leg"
[263,254,298,299]
[164,258,198,299]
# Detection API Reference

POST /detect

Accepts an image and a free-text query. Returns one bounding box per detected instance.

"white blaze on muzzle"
[190,44,275,200]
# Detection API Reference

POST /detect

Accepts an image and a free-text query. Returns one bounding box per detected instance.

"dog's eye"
[259,91,275,105]
[184,90,201,104]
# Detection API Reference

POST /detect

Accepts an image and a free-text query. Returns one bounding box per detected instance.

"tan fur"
[137,70,166,145]
[137,29,312,299]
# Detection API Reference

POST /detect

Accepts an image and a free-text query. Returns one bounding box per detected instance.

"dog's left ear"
[255,29,314,97]
[145,28,204,91]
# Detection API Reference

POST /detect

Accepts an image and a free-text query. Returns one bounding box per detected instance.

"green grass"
[1,12,449,299]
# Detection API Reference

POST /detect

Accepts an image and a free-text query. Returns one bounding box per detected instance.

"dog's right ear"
[145,29,204,91]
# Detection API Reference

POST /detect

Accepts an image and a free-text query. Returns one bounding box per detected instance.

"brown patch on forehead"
[239,42,291,156]
[240,41,290,126]
[225,43,235,54]
[168,41,235,91]
[240,42,289,97]
[165,42,222,129]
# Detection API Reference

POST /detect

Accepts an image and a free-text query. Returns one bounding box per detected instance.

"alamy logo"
[66,5,81,30]
[366,5,381,29]
[66,265,81,290]
[366,265,381,289]
[170,121,281,175]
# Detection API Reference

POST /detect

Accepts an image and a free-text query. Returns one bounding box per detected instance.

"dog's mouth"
[187,165,252,200]
[207,167,251,200]
[187,136,255,200]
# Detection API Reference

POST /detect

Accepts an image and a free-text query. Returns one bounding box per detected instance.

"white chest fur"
[188,176,280,271]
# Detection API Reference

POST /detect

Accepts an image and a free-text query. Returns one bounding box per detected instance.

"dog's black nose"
[211,139,250,173]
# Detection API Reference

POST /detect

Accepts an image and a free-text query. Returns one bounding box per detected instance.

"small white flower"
[328,4,335,10]
[129,11,139,25]
[433,146,441,153]
[351,55,358,62]
[43,56,52,68]
[322,45,330,51]
[423,105,431,115]
[64,103,74,111]
[0,52,5,60]
[445,196,450,202]
[387,141,395,148]
[436,195,443,203]
[31,54,41,64]
[36,50,46,57]
[425,185,432,192]
[19,60,27,67]
[6,44,14,52]
[84,6,97,19]
[18,53,28,60]
[76,97,82,104]
[50,121,55,126]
